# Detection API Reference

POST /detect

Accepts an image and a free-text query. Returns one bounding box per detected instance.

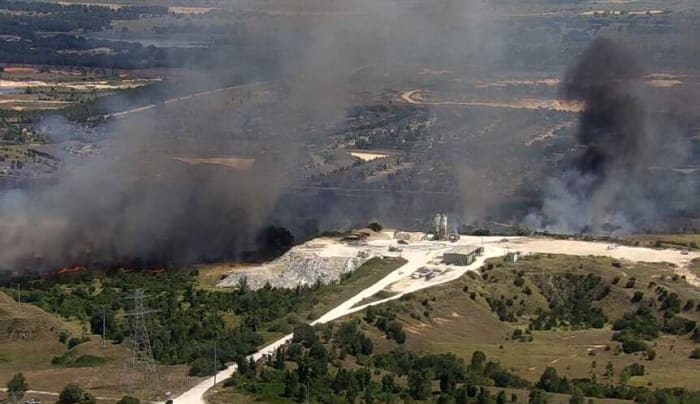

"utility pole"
[102,306,106,350]
[16,283,21,316]
[307,366,312,404]
[213,340,217,386]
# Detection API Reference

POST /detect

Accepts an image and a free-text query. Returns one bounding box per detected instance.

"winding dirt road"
[400,89,583,112]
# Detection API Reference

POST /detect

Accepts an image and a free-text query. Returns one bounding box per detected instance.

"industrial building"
[443,245,484,266]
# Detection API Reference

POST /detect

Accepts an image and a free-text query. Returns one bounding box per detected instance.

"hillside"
[0,291,195,401]
[206,252,700,404]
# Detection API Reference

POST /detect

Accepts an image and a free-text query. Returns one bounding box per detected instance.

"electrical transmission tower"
[121,289,160,395]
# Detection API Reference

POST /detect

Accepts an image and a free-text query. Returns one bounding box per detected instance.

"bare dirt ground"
[501,238,700,286]
[348,151,388,162]
[171,157,256,170]
[400,89,584,112]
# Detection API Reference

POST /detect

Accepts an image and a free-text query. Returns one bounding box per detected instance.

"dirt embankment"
[217,239,382,289]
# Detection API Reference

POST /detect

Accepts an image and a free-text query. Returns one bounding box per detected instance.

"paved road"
[172,236,509,404]
[102,81,269,120]
[172,235,698,404]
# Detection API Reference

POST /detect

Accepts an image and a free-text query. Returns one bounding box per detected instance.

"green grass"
[296,257,407,321]
[347,254,700,389]
[51,351,108,368]
[207,381,292,404]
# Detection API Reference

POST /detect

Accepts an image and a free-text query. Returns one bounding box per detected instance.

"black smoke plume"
[528,38,695,234]
[564,38,649,179]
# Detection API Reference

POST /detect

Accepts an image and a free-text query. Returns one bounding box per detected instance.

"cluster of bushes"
[364,305,406,343]
[612,306,659,353]
[535,366,700,403]
[51,351,106,368]
[512,328,533,342]
[333,321,374,357]
[530,274,607,330]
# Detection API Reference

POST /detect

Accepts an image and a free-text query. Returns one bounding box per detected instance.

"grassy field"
[295,257,407,321]
[0,292,201,401]
[351,254,700,390]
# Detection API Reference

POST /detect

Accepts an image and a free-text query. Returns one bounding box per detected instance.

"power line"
[121,289,160,395]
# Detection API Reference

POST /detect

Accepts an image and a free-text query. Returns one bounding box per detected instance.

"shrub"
[367,222,383,232]
[623,363,645,376]
[631,291,644,303]
[7,372,29,402]
[683,300,695,311]
[646,349,656,361]
[58,383,95,404]
[620,336,649,354]
[661,317,696,335]
[690,348,700,359]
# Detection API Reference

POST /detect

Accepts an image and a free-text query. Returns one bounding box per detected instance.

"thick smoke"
[528,38,694,234]
[0,112,290,269]
[0,0,502,269]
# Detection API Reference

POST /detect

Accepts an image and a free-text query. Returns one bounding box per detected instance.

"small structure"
[504,251,520,263]
[342,232,368,245]
[411,266,441,279]
[443,245,484,266]
[433,213,449,240]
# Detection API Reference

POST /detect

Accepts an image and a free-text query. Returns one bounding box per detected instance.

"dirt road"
[400,89,583,112]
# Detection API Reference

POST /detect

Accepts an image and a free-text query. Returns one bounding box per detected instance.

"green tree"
[58,383,95,404]
[477,387,492,404]
[569,388,584,404]
[115,397,140,404]
[381,374,395,393]
[619,368,631,385]
[646,349,656,361]
[274,347,286,370]
[470,351,487,373]
[408,368,432,400]
[528,389,548,404]
[537,367,562,393]
[7,373,29,404]
[604,362,614,378]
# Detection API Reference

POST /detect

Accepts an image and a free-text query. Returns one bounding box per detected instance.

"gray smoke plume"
[0,0,504,269]
[528,38,695,234]
[0,112,290,269]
